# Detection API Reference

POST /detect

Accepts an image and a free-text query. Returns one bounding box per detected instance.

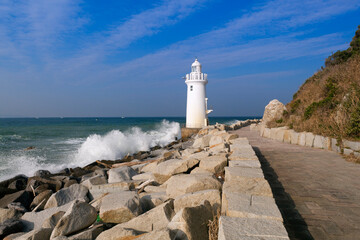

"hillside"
[269,26,360,141]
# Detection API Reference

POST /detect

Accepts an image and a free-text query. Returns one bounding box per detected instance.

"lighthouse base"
[181,127,201,140]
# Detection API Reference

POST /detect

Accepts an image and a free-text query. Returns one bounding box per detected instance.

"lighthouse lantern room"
[185,59,212,128]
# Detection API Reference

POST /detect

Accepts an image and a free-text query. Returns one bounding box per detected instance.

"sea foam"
[74,120,180,165]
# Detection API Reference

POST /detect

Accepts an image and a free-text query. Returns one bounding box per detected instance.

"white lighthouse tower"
[185,59,212,128]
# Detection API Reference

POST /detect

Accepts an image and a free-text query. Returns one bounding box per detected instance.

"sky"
[0,0,359,117]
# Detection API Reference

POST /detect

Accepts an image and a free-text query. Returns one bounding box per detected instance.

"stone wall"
[250,123,360,157]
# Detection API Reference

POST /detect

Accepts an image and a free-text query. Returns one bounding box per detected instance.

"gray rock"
[41,211,65,229]
[7,203,26,213]
[154,158,199,176]
[50,201,97,238]
[34,170,51,178]
[0,191,32,210]
[198,155,227,173]
[99,191,140,223]
[139,192,168,212]
[80,175,107,189]
[107,166,138,183]
[44,184,89,209]
[88,181,140,200]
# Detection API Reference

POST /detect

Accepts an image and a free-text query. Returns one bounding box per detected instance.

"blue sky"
[0,0,359,117]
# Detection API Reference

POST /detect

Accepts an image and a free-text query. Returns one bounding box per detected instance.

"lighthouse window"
[190,85,193,91]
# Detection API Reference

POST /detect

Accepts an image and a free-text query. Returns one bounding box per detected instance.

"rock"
[154,158,199,176]
[26,177,62,193]
[96,226,139,240]
[8,177,27,191]
[139,192,168,212]
[44,184,89,209]
[218,216,289,240]
[88,181,140,200]
[283,130,292,143]
[30,190,52,211]
[136,228,174,240]
[190,167,212,175]
[34,170,51,178]
[0,187,18,200]
[99,191,140,223]
[15,227,52,240]
[174,189,221,213]
[69,168,92,178]
[331,138,341,153]
[343,140,360,151]
[132,172,155,181]
[290,131,300,144]
[192,135,212,149]
[166,174,221,198]
[3,232,25,240]
[222,178,272,197]
[33,185,50,195]
[224,167,264,182]
[141,161,159,173]
[222,192,282,221]
[228,160,261,168]
[168,200,213,240]
[208,135,223,147]
[208,142,229,154]
[262,99,286,125]
[0,191,32,210]
[7,203,27,213]
[305,132,315,147]
[143,185,166,193]
[108,166,138,183]
[41,211,65,229]
[21,201,75,232]
[80,175,107,189]
[298,132,306,146]
[52,236,68,240]
[344,148,354,155]
[199,155,227,173]
[67,224,103,240]
[0,219,23,238]
[122,200,174,232]
[63,180,77,188]
[0,208,22,223]
[228,149,257,161]
[50,201,97,238]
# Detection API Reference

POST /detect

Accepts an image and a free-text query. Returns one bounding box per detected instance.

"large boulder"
[41,211,65,229]
[30,190,52,211]
[50,201,97,238]
[262,99,286,125]
[136,228,174,240]
[0,219,23,239]
[108,166,138,183]
[97,200,175,239]
[198,154,227,173]
[99,191,140,223]
[44,184,89,209]
[168,201,213,240]
[139,192,169,212]
[14,227,52,240]
[166,174,221,198]
[80,175,107,188]
[154,158,199,176]
[174,189,221,213]
[67,224,103,240]
[0,208,22,223]
[0,191,32,210]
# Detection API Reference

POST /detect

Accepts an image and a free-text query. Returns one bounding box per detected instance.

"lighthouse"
[185,59,212,128]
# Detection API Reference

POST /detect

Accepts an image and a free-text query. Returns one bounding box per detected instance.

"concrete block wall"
[218,137,289,240]
[251,123,360,157]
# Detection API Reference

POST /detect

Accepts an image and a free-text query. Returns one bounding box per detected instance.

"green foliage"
[290,99,301,113]
[346,99,360,139]
[276,118,283,124]
[304,78,338,119]
[289,122,294,129]
[96,215,103,222]
[325,26,360,67]
[283,110,288,117]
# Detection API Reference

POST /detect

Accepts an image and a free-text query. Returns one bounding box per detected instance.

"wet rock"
[69,168,92,178]
[50,201,97,238]
[99,191,140,223]
[0,191,32,210]
[108,166,138,183]
[41,211,65,229]
[8,177,27,191]
[26,177,62,193]
[44,184,89,209]
[34,170,51,178]
[30,190,52,211]
[166,174,221,198]
[0,219,23,238]
[168,200,213,240]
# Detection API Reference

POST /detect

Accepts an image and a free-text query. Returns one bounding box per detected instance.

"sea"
[0,117,259,181]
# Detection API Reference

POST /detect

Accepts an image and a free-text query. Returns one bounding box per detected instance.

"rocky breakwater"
[0,121,288,240]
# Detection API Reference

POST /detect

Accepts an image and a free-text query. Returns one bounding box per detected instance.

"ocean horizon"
[0,116,260,181]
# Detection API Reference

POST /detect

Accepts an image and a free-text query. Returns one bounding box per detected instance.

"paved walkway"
[232,127,360,240]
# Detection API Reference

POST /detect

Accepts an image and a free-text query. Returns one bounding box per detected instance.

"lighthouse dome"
[191,59,202,72]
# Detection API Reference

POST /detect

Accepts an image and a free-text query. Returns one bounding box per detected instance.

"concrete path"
[232,126,360,240]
